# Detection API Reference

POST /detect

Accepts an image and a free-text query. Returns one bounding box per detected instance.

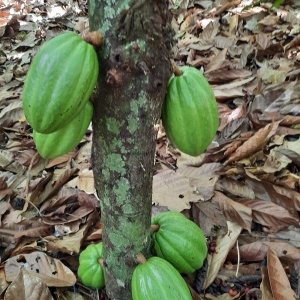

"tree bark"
[89,0,172,299]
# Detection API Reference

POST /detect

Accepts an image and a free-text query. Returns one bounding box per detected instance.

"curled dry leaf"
[225,122,274,165]
[223,139,243,158]
[267,249,296,300]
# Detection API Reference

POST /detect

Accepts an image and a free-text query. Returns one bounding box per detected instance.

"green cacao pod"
[23,32,98,133]
[131,256,192,300]
[162,66,218,156]
[78,242,105,289]
[33,101,93,159]
[151,211,207,274]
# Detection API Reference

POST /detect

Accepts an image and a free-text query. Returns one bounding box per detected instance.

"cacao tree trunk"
[89,0,172,299]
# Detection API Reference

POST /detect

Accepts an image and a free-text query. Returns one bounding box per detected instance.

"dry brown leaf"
[4,268,54,300]
[152,169,193,211]
[225,122,274,165]
[227,241,269,262]
[199,18,219,40]
[180,15,193,31]
[280,115,300,126]
[0,267,8,295]
[265,80,296,109]
[267,248,296,300]
[256,32,271,50]
[153,163,221,211]
[203,221,242,289]
[180,163,221,201]
[217,118,249,145]
[236,198,299,232]
[14,224,53,241]
[244,177,280,202]
[192,201,227,237]
[218,262,262,279]
[29,168,78,207]
[4,251,76,286]
[261,266,273,300]
[262,148,292,173]
[250,179,297,216]
[188,286,203,300]
[228,240,300,264]
[45,149,77,168]
[228,14,238,35]
[258,15,279,26]
[251,81,297,119]
[205,48,228,73]
[275,169,300,190]
[0,101,23,127]
[0,202,11,224]
[0,150,25,174]
[214,0,241,16]
[45,226,87,254]
[212,76,255,101]
[43,206,94,225]
[284,34,300,51]
[276,138,300,167]
[213,87,245,100]
[75,168,95,194]
[212,191,252,232]
[265,241,300,265]
[223,140,244,157]
[217,102,246,131]
[45,209,99,254]
[268,228,300,248]
[205,68,252,84]
[216,177,256,199]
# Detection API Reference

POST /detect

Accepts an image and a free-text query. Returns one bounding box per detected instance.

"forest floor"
[0,0,300,299]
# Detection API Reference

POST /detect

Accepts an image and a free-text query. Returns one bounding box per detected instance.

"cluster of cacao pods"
[148,70,215,297]
[22,32,99,159]
[131,211,207,299]
[77,211,207,299]
[162,66,219,156]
